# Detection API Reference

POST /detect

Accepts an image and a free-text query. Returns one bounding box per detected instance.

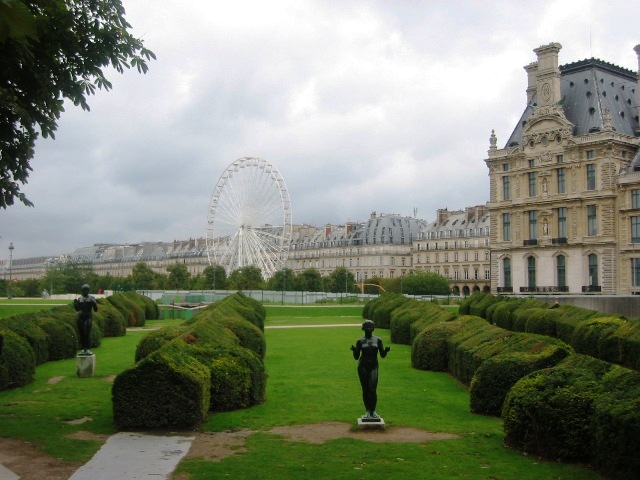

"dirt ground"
[0,422,457,479]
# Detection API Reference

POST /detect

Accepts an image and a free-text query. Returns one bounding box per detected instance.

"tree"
[0,0,155,208]
[203,265,227,290]
[294,268,323,292]
[325,267,357,294]
[40,261,96,294]
[130,262,157,289]
[166,262,190,289]
[401,271,450,296]
[266,268,296,291]
[227,266,264,290]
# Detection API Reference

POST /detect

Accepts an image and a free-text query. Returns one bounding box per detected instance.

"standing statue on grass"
[350,319,390,419]
[74,284,98,356]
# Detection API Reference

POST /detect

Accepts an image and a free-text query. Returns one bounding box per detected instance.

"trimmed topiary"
[134,325,187,362]
[0,314,49,365]
[502,354,612,461]
[0,329,35,390]
[209,355,252,411]
[95,299,127,337]
[35,317,77,361]
[412,319,470,371]
[469,341,572,416]
[113,341,211,430]
[214,316,266,358]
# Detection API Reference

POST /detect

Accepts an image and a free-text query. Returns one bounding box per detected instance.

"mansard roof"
[506,58,639,147]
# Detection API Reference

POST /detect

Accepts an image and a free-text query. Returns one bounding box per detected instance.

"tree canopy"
[0,0,155,208]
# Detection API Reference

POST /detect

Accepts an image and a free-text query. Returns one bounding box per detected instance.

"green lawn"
[0,305,601,479]
[0,299,71,319]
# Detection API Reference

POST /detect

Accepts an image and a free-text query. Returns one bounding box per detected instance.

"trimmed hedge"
[502,354,640,480]
[469,343,571,416]
[0,291,155,393]
[113,340,211,429]
[0,329,35,390]
[463,294,640,373]
[390,300,456,345]
[370,293,410,329]
[113,292,267,429]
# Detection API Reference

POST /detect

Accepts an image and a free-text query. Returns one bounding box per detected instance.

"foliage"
[265,268,296,291]
[400,270,450,295]
[166,262,191,289]
[0,329,35,389]
[227,266,265,290]
[323,267,357,293]
[39,261,98,296]
[294,268,323,292]
[130,262,160,290]
[0,0,155,208]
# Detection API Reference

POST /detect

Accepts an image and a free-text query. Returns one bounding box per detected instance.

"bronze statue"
[73,284,98,355]
[350,319,390,419]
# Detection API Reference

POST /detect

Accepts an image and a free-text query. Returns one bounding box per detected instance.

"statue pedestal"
[76,354,96,378]
[357,416,385,429]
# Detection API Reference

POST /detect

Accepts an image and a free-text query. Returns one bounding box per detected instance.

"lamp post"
[8,243,14,299]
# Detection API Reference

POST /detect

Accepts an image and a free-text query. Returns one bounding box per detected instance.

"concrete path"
[67,432,194,480]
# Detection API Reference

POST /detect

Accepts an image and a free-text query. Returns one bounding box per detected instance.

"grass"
[0,298,71,319]
[0,305,601,479]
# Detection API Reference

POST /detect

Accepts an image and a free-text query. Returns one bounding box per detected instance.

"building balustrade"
[581,285,602,293]
[519,286,570,293]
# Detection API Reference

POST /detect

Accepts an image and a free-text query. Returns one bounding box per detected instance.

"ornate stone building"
[286,213,427,284]
[486,43,640,295]
[412,205,491,295]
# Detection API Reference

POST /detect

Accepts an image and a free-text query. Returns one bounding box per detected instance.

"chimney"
[533,42,562,107]
[370,211,377,219]
[325,224,332,238]
[524,61,538,104]
[437,208,450,224]
[634,44,640,134]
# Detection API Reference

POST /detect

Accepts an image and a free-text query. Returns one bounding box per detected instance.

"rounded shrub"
[94,300,127,337]
[35,316,77,361]
[470,343,571,416]
[113,343,211,429]
[209,355,252,411]
[592,366,640,480]
[571,316,626,362]
[0,329,35,390]
[502,354,612,460]
[0,314,49,365]
[215,316,266,358]
[135,326,187,362]
[412,320,466,371]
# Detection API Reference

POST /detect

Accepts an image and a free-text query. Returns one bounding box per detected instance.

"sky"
[2,0,640,260]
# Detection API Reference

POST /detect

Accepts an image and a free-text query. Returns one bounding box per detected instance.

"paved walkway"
[67,432,194,480]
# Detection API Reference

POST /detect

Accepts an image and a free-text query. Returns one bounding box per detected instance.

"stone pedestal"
[357,416,385,429]
[76,354,96,377]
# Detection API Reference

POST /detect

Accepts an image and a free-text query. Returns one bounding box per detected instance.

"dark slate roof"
[506,59,639,147]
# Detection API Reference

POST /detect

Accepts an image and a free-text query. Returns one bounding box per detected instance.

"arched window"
[527,256,536,288]
[588,254,598,286]
[557,255,566,288]
[503,257,512,288]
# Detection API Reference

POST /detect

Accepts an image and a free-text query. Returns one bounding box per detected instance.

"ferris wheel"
[206,157,293,279]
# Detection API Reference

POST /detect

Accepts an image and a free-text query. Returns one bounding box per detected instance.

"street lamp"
[8,243,14,300]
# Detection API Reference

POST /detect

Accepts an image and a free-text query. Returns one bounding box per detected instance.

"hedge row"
[412,315,572,414]
[112,292,267,429]
[362,293,411,329]
[389,299,457,345]
[462,293,640,371]
[0,291,154,391]
[503,354,640,479]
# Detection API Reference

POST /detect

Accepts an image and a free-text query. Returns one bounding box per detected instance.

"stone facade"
[486,42,640,295]
[412,205,491,295]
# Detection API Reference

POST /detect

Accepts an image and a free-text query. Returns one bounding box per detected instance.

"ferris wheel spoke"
[207,157,292,279]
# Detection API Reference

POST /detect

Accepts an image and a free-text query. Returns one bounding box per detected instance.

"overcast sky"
[2,0,640,260]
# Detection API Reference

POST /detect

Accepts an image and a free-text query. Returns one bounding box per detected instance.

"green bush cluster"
[112,292,267,430]
[0,291,154,392]
[462,293,640,372]
[503,355,640,479]
[362,293,410,329]
[389,299,456,345]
